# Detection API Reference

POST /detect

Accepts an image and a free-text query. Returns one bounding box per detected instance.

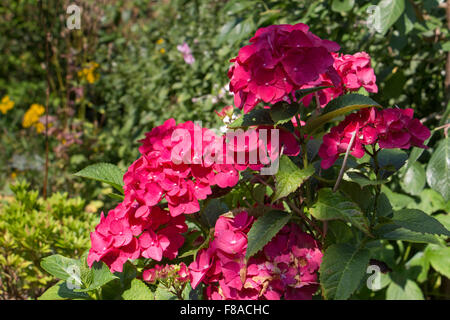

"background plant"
[0,180,97,299]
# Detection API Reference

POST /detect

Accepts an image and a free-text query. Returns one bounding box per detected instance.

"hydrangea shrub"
[39,23,449,301]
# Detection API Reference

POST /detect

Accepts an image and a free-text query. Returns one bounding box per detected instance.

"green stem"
[402,243,412,263]
[371,147,382,228]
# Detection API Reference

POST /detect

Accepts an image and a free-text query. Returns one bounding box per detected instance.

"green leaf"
[310,188,370,234]
[201,199,229,228]
[294,86,332,101]
[272,156,314,202]
[154,284,178,300]
[181,282,203,300]
[400,162,426,196]
[122,279,154,300]
[443,41,450,52]
[246,210,292,259]
[374,149,408,179]
[378,0,406,36]
[375,224,440,244]
[228,108,273,128]
[40,255,82,283]
[320,243,370,300]
[345,171,388,188]
[426,138,450,201]
[376,192,393,218]
[304,94,380,134]
[100,262,138,300]
[339,181,373,213]
[107,193,125,201]
[252,184,267,204]
[75,163,125,194]
[270,101,300,125]
[406,252,429,283]
[426,245,450,278]
[75,261,118,292]
[391,209,450,236]
[331,0,355,12]
[324,220,354,247]
[435,214,450,231]
[407,189,450,214]
[381,185,414,210]
[38,281,91,300]
[386,278,424,300]
[355,87,369,96]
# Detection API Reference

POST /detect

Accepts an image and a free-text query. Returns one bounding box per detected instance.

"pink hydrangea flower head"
[124,119,240,217]
[301,51,378,108]
[228,23,340,113]
[87,200,188,273]
[189,211,322,300]
[318,107,430,169]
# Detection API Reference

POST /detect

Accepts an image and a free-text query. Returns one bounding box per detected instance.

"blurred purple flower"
[177,42,195,65]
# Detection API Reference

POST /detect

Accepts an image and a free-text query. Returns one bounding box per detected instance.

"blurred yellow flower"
[0,95,14,114]
[35,122,45,133]
[159,48,166,54]
[10,172,17,180]
[78,62,100,84]
[156,38,164,45]
[22,103,45,132]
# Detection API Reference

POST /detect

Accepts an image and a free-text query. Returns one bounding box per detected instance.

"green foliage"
[38,281,90,300]
[386,277,424,300]
[374,149,408,179]
[310,188,370,234]
[74,162,125,194]
[320,243,370,300]
[245,210,292,259]
[121,279,155,300]
[426,138,450,202]
[40,255,82,284]
[0,180,97,299]
[389,209,450,237]
[272,156,314,202]
[304,94,380,134]
[400,162,426,195]
[378,0,406,36]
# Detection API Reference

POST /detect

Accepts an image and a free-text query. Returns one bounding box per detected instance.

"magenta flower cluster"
[302,51,378,107]
[228,23,340,113]
[124,118,241,216]
[318,107,431,169]
[87,202,187,273]
[88,119,242,272]
[189,211,322,300]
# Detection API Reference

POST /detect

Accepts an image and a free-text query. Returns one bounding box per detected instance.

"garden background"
[0,0,449,300]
